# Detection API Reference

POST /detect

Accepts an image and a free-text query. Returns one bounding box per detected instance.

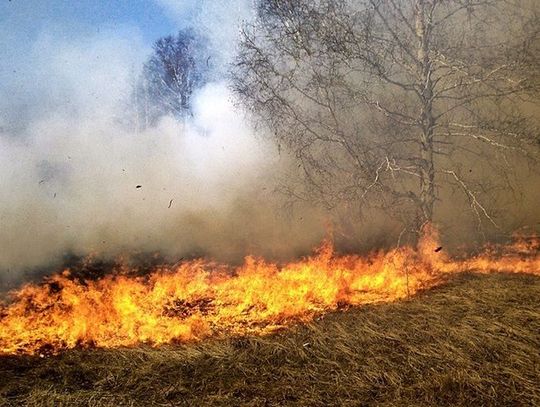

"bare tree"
[233,0,540,238]
[133,29,211,129]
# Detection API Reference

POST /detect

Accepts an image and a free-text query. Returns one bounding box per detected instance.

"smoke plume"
[1,0,539,286]
[0,9,324,284]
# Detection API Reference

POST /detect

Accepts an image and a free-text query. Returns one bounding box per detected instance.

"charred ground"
[1,272,539,407]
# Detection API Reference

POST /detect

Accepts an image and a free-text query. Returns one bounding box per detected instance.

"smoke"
[2,1,538,286]
[0,13,325,284]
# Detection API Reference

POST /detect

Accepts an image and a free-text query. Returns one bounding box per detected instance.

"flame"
[1,227,538,355]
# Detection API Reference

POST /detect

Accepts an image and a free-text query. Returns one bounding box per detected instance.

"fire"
[1,227,538,355]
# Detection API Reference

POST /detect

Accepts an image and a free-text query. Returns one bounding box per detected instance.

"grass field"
[1,272,539,406]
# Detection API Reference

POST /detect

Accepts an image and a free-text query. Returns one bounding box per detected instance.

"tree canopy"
[134,28,211,127]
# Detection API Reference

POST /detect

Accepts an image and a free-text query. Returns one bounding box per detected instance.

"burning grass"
[1,272,539,406]
[0,226,539,355]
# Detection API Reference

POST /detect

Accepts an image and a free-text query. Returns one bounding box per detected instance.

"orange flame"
[1,227,538,355]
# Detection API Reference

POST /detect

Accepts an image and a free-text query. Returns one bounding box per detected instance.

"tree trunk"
[415,0,436,226]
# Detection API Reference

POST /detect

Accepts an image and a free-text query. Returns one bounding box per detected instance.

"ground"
[1,272,539,406]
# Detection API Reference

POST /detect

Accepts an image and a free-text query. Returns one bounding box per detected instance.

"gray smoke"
[1,0,539,287]
[0,5,325,284]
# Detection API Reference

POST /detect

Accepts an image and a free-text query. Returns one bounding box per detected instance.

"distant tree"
[233,0,540,238]
[133,29,211,128]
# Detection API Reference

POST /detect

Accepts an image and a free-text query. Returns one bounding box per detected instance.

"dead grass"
[1,272,539,406]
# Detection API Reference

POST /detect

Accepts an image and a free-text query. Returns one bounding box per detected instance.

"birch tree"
[233,0,539,236]
[134,29,211,128]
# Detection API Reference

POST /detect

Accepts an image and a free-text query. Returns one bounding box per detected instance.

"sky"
[1,1,171,135]
[0,0,253,74]
[0,1,176,46]
[0,0,177,90]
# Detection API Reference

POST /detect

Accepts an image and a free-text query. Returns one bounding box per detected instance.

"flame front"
[1,227,539,355]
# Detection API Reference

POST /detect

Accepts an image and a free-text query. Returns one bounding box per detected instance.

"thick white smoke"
[0,21,324,282]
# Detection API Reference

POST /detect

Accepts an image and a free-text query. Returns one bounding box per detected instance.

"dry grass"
[1,272,539,406]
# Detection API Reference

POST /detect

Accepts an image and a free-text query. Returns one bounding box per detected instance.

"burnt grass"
[1,272,539,406]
